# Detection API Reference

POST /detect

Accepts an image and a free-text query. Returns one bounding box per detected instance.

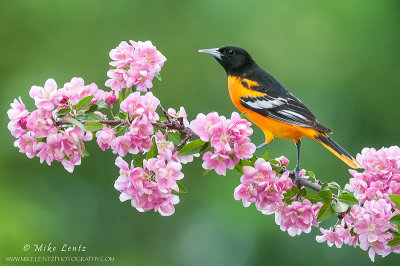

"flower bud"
[20,116,28,130]
[60,95,69,104]
[105,94,117,106]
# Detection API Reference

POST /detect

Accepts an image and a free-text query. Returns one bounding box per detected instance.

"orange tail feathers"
[313,133,361,169]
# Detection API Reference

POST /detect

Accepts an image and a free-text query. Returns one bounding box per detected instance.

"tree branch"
[54,117,399,234]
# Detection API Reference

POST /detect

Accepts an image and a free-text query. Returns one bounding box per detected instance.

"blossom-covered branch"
[7,39,400,262]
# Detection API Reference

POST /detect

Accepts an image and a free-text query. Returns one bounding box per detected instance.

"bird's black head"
[199,46,255,76]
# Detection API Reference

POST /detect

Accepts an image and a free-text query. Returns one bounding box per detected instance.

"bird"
[198,46,361,180]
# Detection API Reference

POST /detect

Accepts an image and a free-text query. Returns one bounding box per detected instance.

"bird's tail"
[314,133,361,169]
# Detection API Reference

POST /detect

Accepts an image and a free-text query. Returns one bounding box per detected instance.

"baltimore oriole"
[199,46,361,179]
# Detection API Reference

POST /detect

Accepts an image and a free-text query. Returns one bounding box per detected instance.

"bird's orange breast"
[227,75,318,143]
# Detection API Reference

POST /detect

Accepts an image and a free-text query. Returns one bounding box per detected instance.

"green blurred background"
[1,0,399,265]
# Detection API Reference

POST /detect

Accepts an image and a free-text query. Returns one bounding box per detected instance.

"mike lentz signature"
[27,243,87,253]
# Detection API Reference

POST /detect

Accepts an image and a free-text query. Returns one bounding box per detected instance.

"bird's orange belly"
[228,75,316,143]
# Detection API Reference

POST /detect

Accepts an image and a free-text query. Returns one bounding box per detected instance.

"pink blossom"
[26,109,56,138]
[234,183,257,207]
[202,151,235,176]
[14,133,38,158]
[155,131,174,161]
[96,127,115,151]
[29,78,62,110]
[275,199,320,236]
[234,159,293,213]
[130,40,166,72]
[126,63,156,92]
[109,41,134,68]
[111,135,135,156]
[113,156,181,216]
[275,155,290,167]
[147,157,183,193]
[76,82,104,104]
[209,117,232,152]
[105,69,127,94]
[120,91,145,116]
[233,137,256,160]
[7,97,29,138]
[228,112,253,139]
[61,77,85,104]
[189,112,221,142]
[120,91,160,123]
[36,132,64,166]
[316,227,344,248]
[168,106,189,127]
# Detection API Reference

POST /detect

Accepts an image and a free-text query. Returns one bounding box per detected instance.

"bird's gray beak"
[198,48,222,60]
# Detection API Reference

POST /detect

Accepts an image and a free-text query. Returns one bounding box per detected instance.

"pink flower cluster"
[7,77,114,172]
[346,147,400,204]
[317,199,397,261]
[105,40,166,93]
[315,146,400,261]
[189,112,256,175]
[95,92,160,156]
[114,153,184,216]
[234,157,322,236]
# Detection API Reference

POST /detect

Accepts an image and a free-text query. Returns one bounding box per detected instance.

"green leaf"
[290,185,299,195]
[87,103,98,113]
[240,112,247,118]
[250,155,257,165]
[317,190,333,203]
[119,92,125,106]
[146,138,159,160]
[118,112,126,120]
[56,108,71,117]
[389,195,400,210]
[74,95,93,111]
[84,121,104,132]
[167,132,182,146]
[262,150,270,162]
[177,182,187,193]
[96,100,108,109]
[321,183,329,191]
[178,139,206,156]
[308,171,315,180]
[305,194,323,204]
[155,72,162,81]
[241,159,252,166]
[390,214,400,226]
[317,203,334,222]
[199,142,211,153]
[338,193,359,206]
[114,125,126,137]
[203,169,210,176]
[83,150,90,158]
[132,154,144,168]
[77,112,103,121]
[235,162,244,174]
[125,87,132,99]
[388,236,400,246]
[298,188,307,197]
[65,117,85,131]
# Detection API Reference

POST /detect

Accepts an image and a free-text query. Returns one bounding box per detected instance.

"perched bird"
[199,46,361,179]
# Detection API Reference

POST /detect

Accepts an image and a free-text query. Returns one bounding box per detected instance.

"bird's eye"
[226,49,234,56]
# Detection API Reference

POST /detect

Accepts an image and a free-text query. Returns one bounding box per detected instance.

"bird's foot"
[256,142,267,150]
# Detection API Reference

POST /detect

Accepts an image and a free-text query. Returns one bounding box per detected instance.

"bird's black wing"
[240,91,332,133]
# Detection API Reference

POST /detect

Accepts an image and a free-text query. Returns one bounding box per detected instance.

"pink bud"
[20,116,27,130]
[105,94,117,106]
[60,95,69,104]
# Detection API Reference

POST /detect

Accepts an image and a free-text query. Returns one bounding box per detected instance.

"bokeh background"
[1,0,399,265]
